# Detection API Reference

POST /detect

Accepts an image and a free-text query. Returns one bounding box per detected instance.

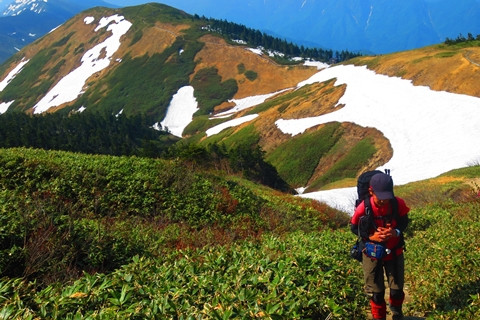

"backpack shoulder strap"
[390,196,399,221]
[364,196,372,215]
[358,196,377,238]
[364,196,376,228]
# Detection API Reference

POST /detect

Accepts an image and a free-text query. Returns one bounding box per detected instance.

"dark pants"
[362,253,404,293]
[362,254,405,319]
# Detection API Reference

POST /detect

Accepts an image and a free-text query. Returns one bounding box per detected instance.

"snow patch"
[33,15,132,114]
[206,114,259,137]
[0,58,29,92]
[283,64,480,212]
[303,60,329,70]
[159,86,199,137]
[84,16,95,25]
[213,89,290,118]
[0,101,14,114]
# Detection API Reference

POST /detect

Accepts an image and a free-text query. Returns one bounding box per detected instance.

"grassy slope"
[0,148,479,319]
[345,40,480,98]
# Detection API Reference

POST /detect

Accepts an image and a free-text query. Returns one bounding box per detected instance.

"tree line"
[444,33,480,45]
[0,111,291,192]
[195,15,361,62]
[0,111,173,157]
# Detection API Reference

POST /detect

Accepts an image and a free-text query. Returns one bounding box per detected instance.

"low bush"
[1,148,479,318]
[0,231,366,319]
[0,148,345,285]
[405,198,480,319]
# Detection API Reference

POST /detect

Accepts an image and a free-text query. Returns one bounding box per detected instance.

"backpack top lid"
[355,169,386,207]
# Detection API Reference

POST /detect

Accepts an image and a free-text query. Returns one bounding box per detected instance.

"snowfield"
[32,15,132,114]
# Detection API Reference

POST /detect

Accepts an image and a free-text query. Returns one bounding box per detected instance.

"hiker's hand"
[370,227,394,242]
[369,230,387,242]
[378,227,394,240]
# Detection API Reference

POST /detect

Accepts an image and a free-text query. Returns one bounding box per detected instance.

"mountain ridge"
[0,0,118,63]
[1,3,479,195]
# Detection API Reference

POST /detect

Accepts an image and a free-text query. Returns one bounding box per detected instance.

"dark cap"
[370,173,394,200]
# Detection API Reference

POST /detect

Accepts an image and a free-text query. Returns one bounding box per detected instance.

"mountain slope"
[347,44,480,97]
[0,4,317,117]
[1,3,480,196]
[0,0,117,63]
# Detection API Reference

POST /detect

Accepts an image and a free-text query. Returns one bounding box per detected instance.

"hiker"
[351,172,410,320]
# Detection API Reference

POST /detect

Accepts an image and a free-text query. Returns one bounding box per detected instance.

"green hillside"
[0,2,366,193]
[0,147,479,318]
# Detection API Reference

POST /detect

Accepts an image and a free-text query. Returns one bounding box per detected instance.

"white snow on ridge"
[303,60,329,70]
[95,15,124,32]
[247,48,263,55]
[0,58,27,113]
[84,16,95,25]
[159,86,199,138]
[206,114,259,137]
[33,15,132,114]
[0,101,14,114]
[49,25,61,34]
[213,89,290,118]
[277,64,480,212]
[0,58,29,92]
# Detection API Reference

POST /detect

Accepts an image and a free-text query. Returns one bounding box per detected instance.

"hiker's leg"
[370,292,387,320]
[386,254,405,320]
[363,258,386,320]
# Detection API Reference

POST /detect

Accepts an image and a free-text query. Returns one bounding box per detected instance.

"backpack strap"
[358,196,376,239]
[390,196,399,221]
[360,196,401,240]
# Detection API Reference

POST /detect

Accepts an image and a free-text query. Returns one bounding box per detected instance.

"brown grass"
[349,45,480,98]
[193,35,318,99]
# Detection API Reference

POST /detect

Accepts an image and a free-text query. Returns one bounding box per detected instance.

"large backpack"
[350,169,401,262]
[355,169,387,208]
[355,169,399,234]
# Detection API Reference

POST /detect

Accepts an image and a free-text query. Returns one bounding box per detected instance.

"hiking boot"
[390,305,404,320]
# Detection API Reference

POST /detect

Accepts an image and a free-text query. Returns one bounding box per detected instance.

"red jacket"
[351,196,410,260]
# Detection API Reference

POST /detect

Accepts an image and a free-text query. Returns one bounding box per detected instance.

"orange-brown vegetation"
[349,45,480,98]
[193,35,318,99]
[125,22,191,58]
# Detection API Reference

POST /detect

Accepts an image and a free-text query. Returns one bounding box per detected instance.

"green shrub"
[435,51,458,58]
[267,122,343,186]
[219,123,260,149]
[308,137,377,190]
[244,70,258,81]
[129,29,143,46]
[237,63,246,74]
[0,231,367,319]
[191,67,238,115]
[405,200,480,318]
[0,147,342,284]
[52,32,75,47]
[73,43,85,55]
